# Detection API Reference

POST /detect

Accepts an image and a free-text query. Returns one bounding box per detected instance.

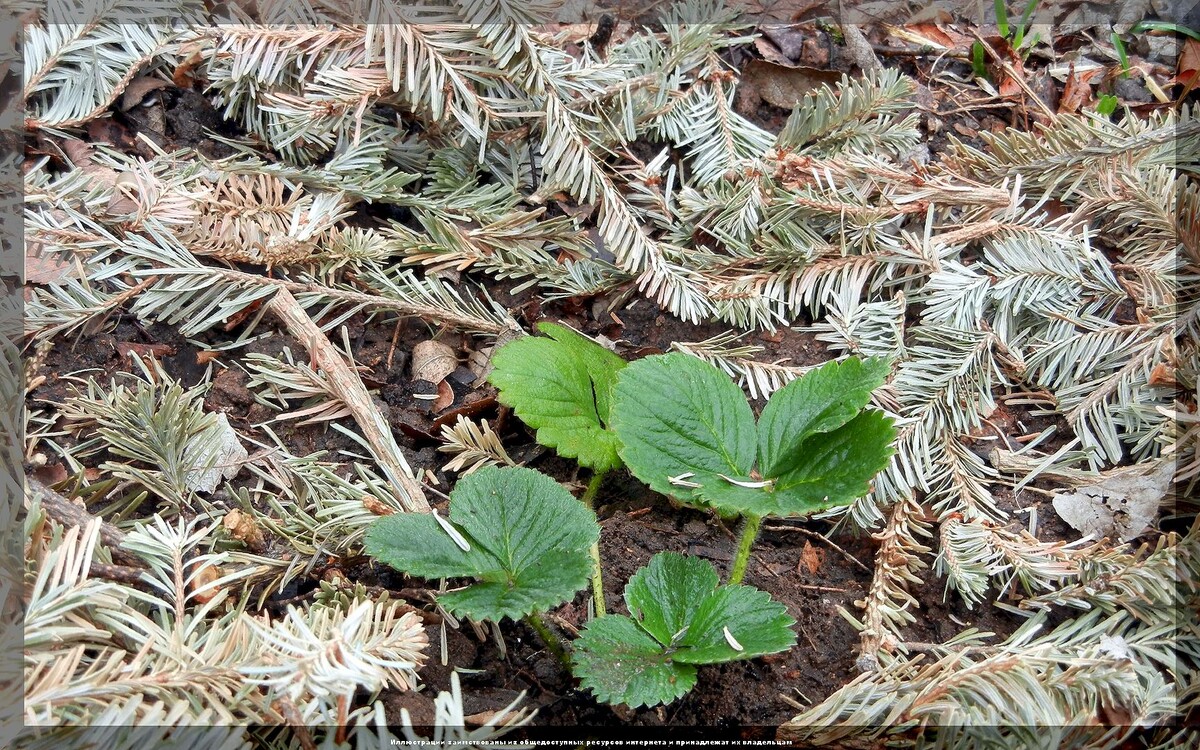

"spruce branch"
[853,495,933,665]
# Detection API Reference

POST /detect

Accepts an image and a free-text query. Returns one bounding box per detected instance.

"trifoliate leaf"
[756,357,890,478]
[609,353,758,509]
[571,615,697,708]
[364,466,599,622]
[573,553,795,708]
[611,353,896,518]
[489,322,626,472]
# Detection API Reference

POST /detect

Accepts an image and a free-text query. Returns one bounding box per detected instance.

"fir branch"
[671,331,813,399]
[57,363,238,510]
[948,106,1196,200]
[241,449,402,561]
[775,69,919,157]
[853,495,933,665]
[783,609,1180,743]
[935,517,1087,608]
[242,600,427,723]
[24,3,196,128]
[243,350,350,426]
[1022,532,1188,624]
[438,416,517,475]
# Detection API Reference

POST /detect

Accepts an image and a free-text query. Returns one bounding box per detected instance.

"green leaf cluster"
[610,354,896,518]
[488,323,627,472]
[364,465,599,622]
[572,552,796,708]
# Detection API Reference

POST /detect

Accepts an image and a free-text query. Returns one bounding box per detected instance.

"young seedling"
[610,354,896,584]
[364,465,599,664]
[571,552,796,708]
[488,322,626,613]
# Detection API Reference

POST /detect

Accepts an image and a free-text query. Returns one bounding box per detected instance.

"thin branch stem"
[580,471,607,616]
[266,287,429,512]
[729,513,763,585]
[524,612,571,670]
[27,476,145,568]
[762,523,873,574]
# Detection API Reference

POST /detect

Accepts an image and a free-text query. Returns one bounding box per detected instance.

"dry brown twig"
[855,495,933,668]
[762,523,873,574]
[27,476,145,568]
[265,287,429,512]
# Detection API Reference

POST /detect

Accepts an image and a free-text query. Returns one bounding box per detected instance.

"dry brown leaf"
[362,494,397,516]
[61,139,140,214]
[981,36,1029,100]
[1052,460,1172,543]
[32,463,69,486]
[1058,64,1102,114]
[1148,362,1176,387]
[1172,38,1200,95]
[25,248,77,284]
[894,23,973,51]
[737,0,825,22]
[412,340,457,384]
[739,59,839,111]
[432,379,455,412]
[119,76,172,111]
[754,36,794,66]
[189,561,224,604]
[798,540,824,575]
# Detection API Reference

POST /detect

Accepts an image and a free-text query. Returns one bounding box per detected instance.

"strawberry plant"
[367,474,796,707]
[488,322,627,474]
[572,552,795,708]
[487,322,627,612]
[610,354,896,583]
[378,345,892,708]
[365,465,599,661]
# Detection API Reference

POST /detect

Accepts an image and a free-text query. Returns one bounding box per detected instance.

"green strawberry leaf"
[571,614,697,708]
[572,552,795,708]
[488,322,627,472]
[611,353,896,518]
[756,357,891,478]
[364,466,599,622]
[609,353,758,509]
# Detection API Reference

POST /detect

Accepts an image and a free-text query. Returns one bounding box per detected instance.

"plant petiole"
[581,470,608,615]
[525,611,572,670]
[729,513,763,585]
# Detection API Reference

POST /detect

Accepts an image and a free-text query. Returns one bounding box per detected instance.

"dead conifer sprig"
[439,416,517,475]
[20,0,1191,739]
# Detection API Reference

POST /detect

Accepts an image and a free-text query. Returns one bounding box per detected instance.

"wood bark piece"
[26,476,144,567]
[266,287,429,512]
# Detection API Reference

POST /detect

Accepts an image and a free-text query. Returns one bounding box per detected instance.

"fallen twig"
[763,524,873,575]
[27,476,146,568]
[266,287,430,512]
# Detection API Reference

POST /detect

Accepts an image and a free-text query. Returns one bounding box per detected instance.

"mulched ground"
[24,10,1189,738]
